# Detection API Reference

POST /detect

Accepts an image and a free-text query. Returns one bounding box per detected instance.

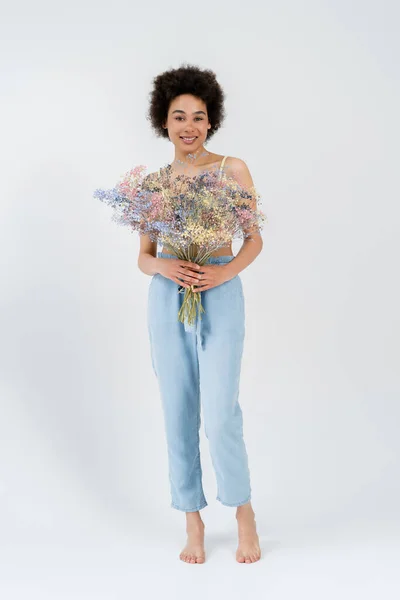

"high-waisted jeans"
[147,251,252,512]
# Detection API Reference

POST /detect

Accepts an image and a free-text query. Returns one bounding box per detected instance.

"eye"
[175,116,204,121]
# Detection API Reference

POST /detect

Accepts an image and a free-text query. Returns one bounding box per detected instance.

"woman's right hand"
[156,258,202,288]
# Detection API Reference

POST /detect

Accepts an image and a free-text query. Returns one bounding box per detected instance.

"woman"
[138,65,262,564]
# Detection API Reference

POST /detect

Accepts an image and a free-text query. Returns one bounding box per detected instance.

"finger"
[178,273,201,286]
[182,261,201,272]
[177,270,201,284]
[184,267,201,275]
[179,270,201,282]
[173,277,190,287]
[193,284,211,292]
[194,275,212,287]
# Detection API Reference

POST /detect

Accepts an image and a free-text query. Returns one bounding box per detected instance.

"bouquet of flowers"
[93,163,266,328]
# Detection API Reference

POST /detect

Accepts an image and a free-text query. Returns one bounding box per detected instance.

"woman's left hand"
[190,263,234,292]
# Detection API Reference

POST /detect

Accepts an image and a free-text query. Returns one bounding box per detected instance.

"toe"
[245,557,251,563]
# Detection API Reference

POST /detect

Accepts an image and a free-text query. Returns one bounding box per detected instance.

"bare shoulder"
[223,156,254,188]
[224,156,249,170]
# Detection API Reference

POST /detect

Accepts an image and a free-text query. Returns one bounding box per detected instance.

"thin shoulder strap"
[219,156,228,179]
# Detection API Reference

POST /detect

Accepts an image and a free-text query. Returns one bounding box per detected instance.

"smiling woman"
[142,64,263,564]
[96,63,264,565]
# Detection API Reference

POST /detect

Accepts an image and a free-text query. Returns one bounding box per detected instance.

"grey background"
[1,0,399,597]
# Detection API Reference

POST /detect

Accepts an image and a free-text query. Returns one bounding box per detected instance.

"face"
[163,94,211,154]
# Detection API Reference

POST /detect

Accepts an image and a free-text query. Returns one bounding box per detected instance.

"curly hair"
[146,63,226,141]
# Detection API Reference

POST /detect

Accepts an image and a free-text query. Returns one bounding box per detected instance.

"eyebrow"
[172,109,207,116]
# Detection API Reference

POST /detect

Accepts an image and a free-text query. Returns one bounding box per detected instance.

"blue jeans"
[147,252,252,512]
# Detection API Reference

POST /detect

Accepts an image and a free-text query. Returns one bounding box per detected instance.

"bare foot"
[235,503,261,563]
[180,515,205,564]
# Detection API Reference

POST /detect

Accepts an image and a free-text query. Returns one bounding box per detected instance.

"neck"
[172,146,210,168]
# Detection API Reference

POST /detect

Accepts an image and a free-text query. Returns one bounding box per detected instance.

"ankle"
[236,503,255,520]
[185,511,205,528]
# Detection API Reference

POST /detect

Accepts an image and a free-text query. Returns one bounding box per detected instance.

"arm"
[137,233,161,276]
[223,158,263,279]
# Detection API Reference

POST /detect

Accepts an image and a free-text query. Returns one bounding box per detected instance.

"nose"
[183,123,198,134]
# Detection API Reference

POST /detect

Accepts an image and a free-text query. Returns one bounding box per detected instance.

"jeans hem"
[171,500,208,512]
[216,494,251,507]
